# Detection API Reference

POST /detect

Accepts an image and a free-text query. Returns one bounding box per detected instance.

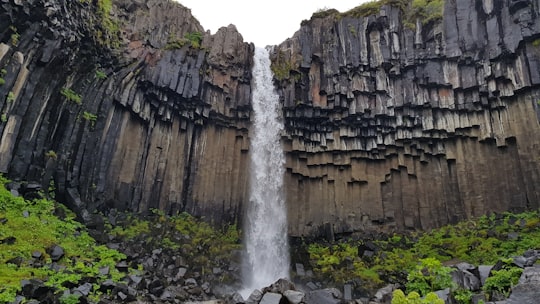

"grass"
[0,175,129,302]
[307,0,444,28]
[165,31,204,50]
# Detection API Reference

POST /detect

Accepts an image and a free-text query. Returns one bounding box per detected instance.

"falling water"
[241,46,290,296]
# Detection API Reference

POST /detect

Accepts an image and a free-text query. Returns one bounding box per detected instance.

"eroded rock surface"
[0,0,253,226]
[0,0,539,237]
[272,0,540,236]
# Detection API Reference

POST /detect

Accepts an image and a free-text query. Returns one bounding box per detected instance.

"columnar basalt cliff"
[272,0,540,236]
[0,0,253,225]
[0,0,539,238]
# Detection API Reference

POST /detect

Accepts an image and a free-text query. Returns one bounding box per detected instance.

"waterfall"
[241,46,290,296]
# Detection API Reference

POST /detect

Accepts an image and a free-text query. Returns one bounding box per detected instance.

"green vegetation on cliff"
[165,31,204,50]
[305,210,540,299]
[304,0,444,28]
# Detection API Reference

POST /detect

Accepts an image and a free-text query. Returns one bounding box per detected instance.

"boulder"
[305,288,342,304]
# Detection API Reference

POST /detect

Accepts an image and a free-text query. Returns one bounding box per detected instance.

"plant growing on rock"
[9,26,20,46]
[165,31,204,50]
[271,50,296,81]
[0,68,6,86]
[405,257,453,296]
[95,69,107,80]
[82,111,98,127]
[6,91,15,103]
[60,88,82,105]
[0,175,129,302]
[482,258,523,299]
[391,289,444,304]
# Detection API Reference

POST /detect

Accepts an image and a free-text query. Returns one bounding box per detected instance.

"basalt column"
[272,0,540,237]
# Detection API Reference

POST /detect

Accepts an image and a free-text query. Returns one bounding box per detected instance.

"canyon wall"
[0,0,253,225]
[273,0,540,236]
[0,0,539,237]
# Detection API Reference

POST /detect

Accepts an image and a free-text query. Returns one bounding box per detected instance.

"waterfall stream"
[241,46,290,297]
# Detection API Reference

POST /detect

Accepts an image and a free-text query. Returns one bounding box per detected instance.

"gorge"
[0,0,539,241]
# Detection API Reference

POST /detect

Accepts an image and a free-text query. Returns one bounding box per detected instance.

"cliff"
[0,0,539,238]
[0,0,253,225]
[272,0,540,236]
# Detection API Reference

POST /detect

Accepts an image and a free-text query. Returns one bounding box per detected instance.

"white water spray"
[241,47,290,296]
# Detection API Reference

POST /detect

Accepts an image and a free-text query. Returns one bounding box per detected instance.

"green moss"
[9,26,19,46]
[95,69,107,80]
[107,209,241,271]
[45,150,57,159]
[82,111,97,127]
[343,1,384,17]
[271,50,294,81]
[411,0,444,25]
[0,175,129,302]
[60,88,82,105]
[532,38,540,47]
[0,78,5,86]
[392,290,444,304]
[165,31,203,50]
[6,91,15,103]
[339,0,443,27]
[94,0,121,49]
[305,210,540,295]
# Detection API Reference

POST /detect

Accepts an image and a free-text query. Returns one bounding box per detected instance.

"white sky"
[175,1,369,47]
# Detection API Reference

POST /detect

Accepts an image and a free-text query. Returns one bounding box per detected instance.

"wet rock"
[295,263,306,277]
[284,290,305,304]
[246,289,263,304]
[259,292,282,304]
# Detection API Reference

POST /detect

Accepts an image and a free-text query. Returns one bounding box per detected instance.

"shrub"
[483,258,523,298]
[406,257,454,296]
[392,289,444,304]
[453,288,473,304]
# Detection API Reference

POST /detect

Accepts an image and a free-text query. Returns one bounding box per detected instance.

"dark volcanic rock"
[271,1,540,237]
[0,0,539,241]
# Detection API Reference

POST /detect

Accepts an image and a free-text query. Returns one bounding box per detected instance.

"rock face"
[271,0,540,236]
[0,0,253,225]
[0,0,539,237]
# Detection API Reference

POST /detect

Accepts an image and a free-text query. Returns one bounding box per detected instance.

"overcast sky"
[176,1,369,47]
